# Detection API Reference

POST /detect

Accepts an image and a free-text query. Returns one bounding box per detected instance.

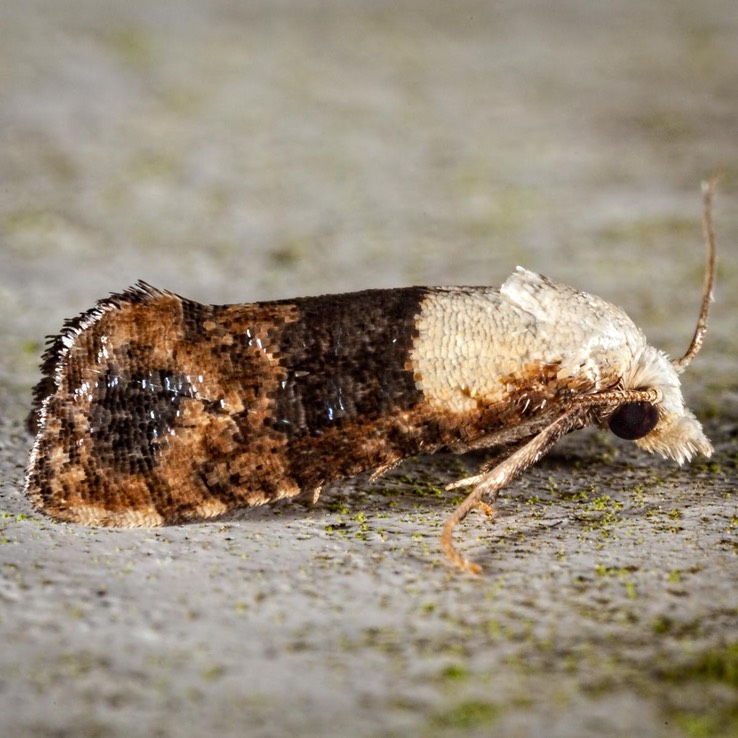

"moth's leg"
[440,469,510,576]
[450,438,536,521]
[476,500,495,518]
[472,443,528,519]
[474,436,538,477]
[368,460,402,482]
[441,408,590,575]
[445,425,541,455]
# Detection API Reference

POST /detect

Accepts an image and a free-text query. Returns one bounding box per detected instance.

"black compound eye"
[608,401,659,441]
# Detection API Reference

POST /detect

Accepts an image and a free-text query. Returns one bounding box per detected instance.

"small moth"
[25,181,717,573]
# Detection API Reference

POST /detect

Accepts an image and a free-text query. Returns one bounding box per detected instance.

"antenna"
[672,175,719,372]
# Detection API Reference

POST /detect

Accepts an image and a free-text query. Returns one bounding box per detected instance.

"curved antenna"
[672,175,719,373]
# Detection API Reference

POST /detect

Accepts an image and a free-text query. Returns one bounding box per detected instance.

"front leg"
[441,408,590,574]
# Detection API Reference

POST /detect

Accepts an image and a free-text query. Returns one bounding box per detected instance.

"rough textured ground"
[1,1,737,736]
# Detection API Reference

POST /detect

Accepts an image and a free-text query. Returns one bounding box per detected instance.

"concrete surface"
[1,1,737,736]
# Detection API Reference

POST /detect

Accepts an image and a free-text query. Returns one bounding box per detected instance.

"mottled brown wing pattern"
[26,284,301,524]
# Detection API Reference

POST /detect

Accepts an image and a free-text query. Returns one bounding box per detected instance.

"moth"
[25,181,717,573]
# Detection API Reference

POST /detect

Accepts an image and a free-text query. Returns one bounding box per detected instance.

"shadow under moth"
[25,181,718,573]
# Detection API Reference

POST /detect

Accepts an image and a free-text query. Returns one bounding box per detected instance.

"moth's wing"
[25,285,302,526]
[26,282,164,435]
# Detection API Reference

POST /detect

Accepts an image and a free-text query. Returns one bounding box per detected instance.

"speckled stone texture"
[1,1,737,736]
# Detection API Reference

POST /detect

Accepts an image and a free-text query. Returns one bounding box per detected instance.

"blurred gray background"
[1,1,737,736]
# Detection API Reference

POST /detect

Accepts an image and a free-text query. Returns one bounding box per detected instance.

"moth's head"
[606,177,718,464]
[609,346,712,463]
